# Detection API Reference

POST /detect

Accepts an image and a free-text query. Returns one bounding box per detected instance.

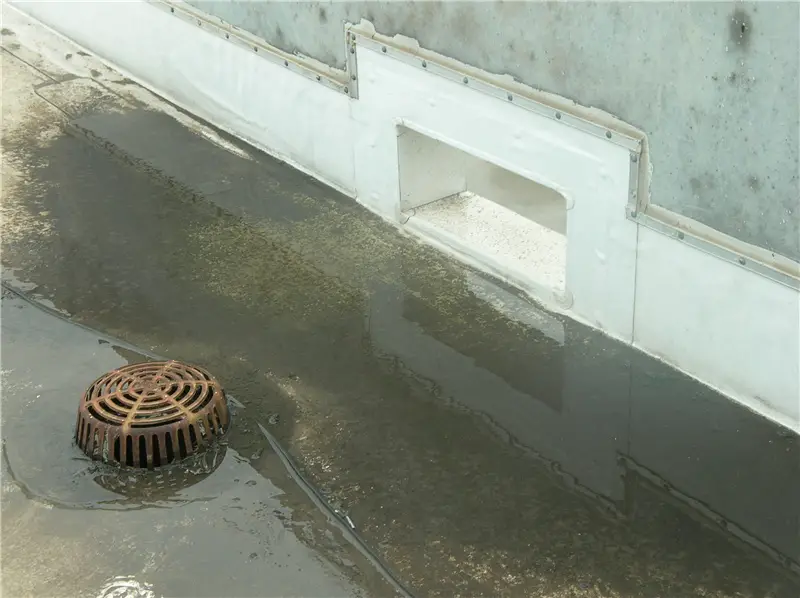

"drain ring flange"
[76,361,230,468]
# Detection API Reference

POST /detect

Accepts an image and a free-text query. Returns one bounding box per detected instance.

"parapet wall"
[10,0,799,432]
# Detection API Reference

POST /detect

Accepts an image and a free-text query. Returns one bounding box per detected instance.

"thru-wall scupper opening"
[398,125,567,296]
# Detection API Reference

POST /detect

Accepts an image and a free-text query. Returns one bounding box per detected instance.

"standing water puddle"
[1,290,398,598]
[1,104,798,597]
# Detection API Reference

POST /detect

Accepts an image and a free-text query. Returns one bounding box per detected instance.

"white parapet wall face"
[9,0,799,433]
[6,0,357,195]
[634,227,800,427]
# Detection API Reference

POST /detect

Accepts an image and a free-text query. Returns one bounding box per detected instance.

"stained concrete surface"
[2,42,800,597]
[1,289,396,598]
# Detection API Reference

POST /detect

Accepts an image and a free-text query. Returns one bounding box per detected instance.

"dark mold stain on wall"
[729,8,752,50]
[689,173,717,198]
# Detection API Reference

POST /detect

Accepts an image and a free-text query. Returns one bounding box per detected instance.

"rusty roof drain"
[76,361,230,468]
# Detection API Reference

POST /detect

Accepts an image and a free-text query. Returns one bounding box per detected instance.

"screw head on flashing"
[381,46,387,53]
[606,131,612,139]
[738,257,746,265]
[463,77,469,84]
[631,154,639,163]
[422,60,427,68]
[555,112,562,120]
[507,93,513,101]
[677,231,685,240]
[555,290,575,310]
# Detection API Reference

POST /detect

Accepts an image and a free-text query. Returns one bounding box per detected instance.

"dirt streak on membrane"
[2,52,799,598]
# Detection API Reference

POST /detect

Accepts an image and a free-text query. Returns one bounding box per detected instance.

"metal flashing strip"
[631,208,800,291]
[152,0,349,95]
[347,26,643,153]
[628,151,643,217]
[344,29,359,99]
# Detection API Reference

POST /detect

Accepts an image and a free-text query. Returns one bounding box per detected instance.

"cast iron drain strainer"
[76,361,230,468]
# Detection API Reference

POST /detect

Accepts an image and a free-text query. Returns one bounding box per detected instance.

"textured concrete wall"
[187,1,800,261]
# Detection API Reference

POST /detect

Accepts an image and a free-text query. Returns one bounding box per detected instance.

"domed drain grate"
[76,361,230,468]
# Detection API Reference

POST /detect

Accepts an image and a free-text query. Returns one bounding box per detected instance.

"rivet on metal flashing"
[738,257,746,265]
[197,19,201,26]
[350,47,355,54]
[631,154,638,163]
[422,60,427,68]
[351,74,356,81]
[507,93,513,101]
[381,46,387,53]
[677,231,685,240]
[316,75,321,81]
[555,112,562,120]
[170,7,175,13]
[254,46,258,52]
[284,60,288,66]
[606,131,612,139]
[630,210,638,218]
[344,87,349,94]
[225,33,229,39]
[463,77,469,84]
